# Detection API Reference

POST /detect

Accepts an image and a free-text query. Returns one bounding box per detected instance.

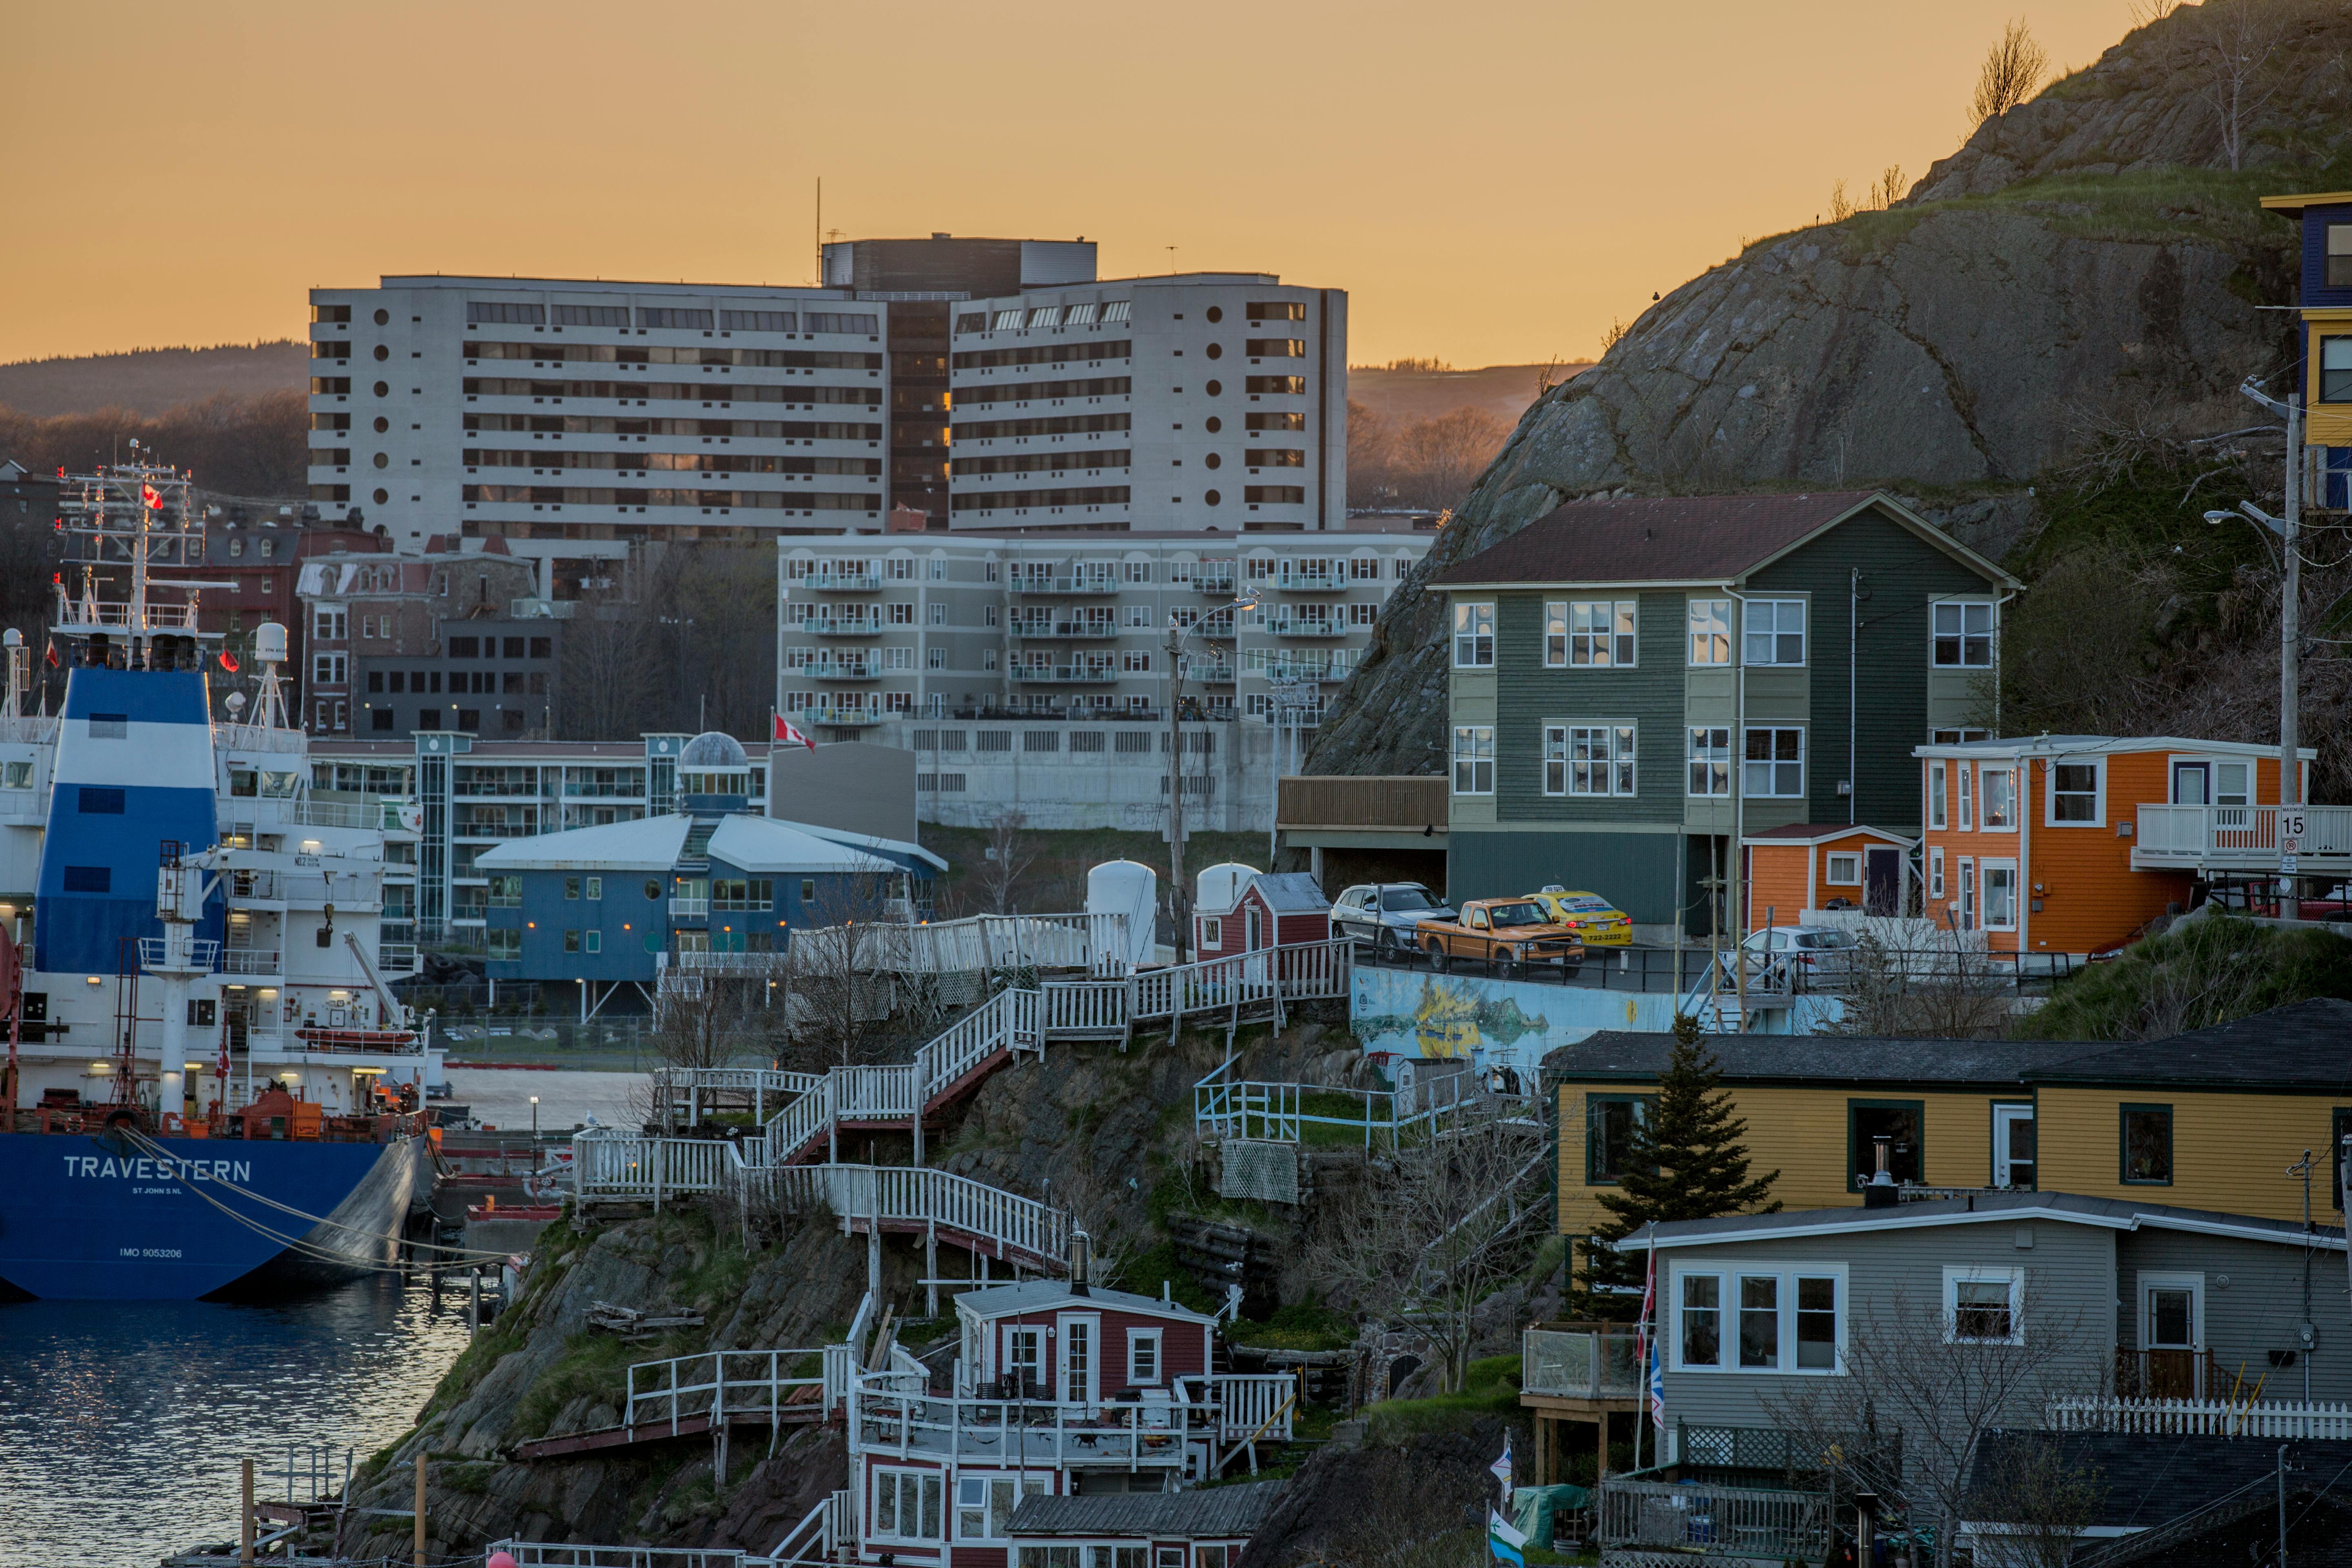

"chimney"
[1069,1229,1091,1297]
[1863,1134,1899,1209]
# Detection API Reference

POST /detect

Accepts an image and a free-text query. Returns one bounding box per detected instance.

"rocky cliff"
[1308,0,2352,780]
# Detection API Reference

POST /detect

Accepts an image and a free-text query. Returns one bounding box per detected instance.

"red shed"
[1194,872,1329,960]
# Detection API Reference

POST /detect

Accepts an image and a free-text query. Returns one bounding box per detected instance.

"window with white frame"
[1958,857,1976,929]
[1929,846,1945,899]
[1744,599,1806,665]
[313,605,347,641]
[1688,727,1730,796]
[1453,726,1494,795]
[1944,1266,2024,1344]
[1929,762,1947,829]
[873,1468,943,1541]
[1689,599,1733,665]
[1128,1328,1162,1384]
[1004,1325,1044,1391]
[1547,723,1636,796]
[2049,760,2102,825]
[958,1474,1049,1541]
[1982,860,2018,929]
[1958,764,1974,829]
[1743,728,1804,797]
[1932,601,1995,666]
[312,653,347,686]
[1548,600,1635,667]
[1674,1264,1844,1372]
[1982,766,2016,829]
[1452,603,1494,668]
[1199,916,1222,949]
[1825,852,1861,885]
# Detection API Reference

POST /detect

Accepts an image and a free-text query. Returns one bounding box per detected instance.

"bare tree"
[642,969,784,1131]
[979,809,1038,915]
[1599,317,1632,356]
[1312,1104,1550,1392]
[2189,0,2294,171]
[1970,18,2048,127]
[1967,1434,2107,1568]
[557,601,655,740]
[786,871,905,1069]
[1391,408,1510,512]
[1869,164,1909,211]
[1828,932,2014,1040]
[1829,178,1856,224]
[1762,1287,2105,1568]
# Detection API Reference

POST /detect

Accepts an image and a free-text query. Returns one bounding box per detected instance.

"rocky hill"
[1309,0,2352,780]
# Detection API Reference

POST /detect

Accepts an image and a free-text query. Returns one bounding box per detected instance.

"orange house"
[1741,824,1918,927]
[1913,736,2318,956]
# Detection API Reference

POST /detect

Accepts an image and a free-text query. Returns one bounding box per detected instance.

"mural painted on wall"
[1349,966,1843,1081]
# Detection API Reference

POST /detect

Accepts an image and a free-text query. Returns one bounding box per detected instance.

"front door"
[2171,761,2211,806]
[2141,1278,2203,1399]
[1863,846,1902,917]
[1991,1104,2036,1189]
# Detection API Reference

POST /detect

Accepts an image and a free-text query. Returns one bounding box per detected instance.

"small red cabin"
[1194,872,1329,960]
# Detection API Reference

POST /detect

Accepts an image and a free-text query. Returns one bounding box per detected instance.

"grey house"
[1432,490,2017,928]
[1624,1192,2352,1476]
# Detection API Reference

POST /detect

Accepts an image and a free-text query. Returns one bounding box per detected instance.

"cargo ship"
[0,460,440,1301]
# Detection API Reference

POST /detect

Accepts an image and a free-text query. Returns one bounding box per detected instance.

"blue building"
[475,732,940,993]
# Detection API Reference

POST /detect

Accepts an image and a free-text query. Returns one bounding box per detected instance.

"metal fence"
[1598,1477,1830,1562]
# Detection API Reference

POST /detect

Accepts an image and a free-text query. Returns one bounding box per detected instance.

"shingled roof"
[2023,997,2352,1089]
[1007,1481,1289,1539]
[1432,490,2011,589]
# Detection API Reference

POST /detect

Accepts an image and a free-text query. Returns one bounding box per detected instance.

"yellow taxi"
[1528,886,1635,946]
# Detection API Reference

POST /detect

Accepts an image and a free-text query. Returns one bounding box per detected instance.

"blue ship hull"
[0,1130,429,1300]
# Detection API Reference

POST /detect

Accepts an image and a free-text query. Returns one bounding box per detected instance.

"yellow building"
[2258,192,2352,470]
[1544,999,2352,1249]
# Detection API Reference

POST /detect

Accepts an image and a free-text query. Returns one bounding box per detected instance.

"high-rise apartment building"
[307,236,1347,560]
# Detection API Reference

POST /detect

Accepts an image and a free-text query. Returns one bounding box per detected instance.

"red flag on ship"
[140,483,164,510]
[219,649,240,673]
[43,641,56,668]
[773,713,815,753]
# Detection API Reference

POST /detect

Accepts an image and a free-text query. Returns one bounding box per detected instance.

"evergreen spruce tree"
[1572,1013,1781,1319]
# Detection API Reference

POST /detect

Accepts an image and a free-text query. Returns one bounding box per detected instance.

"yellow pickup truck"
[1414,897,1586,979]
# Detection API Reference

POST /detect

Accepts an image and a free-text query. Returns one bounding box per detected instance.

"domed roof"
[679,730,750,768]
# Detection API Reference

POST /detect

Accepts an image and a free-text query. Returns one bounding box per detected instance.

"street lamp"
[529,1094,539,1141]
[2203,376,2307,917]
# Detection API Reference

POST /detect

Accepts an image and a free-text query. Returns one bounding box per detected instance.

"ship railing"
[54,598,202,631]
[0,713,58,744]
[377,943,420,975]
[626,1348,828,1431]
[218,947,284,976]
[136,937,221,971]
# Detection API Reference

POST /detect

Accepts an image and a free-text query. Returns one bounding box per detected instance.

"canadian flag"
[773,713,815,753]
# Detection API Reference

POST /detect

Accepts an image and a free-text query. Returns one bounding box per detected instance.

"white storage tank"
[1194,862,1261,920]
[1086,859,1158,970]
[254,622,288,665]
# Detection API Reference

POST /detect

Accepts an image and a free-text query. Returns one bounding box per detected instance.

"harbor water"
[0,1273,471,1568]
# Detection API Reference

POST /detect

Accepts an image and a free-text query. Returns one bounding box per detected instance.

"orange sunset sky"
[7,0,2155,371]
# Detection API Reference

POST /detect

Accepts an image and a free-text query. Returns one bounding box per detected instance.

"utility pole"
[2208,384,2305,919]
[1166,618,1187,963]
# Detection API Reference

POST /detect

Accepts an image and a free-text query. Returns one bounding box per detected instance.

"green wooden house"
[1432,491,2017,931]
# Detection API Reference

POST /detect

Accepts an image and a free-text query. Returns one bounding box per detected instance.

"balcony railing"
[809,662,878,681]
[1189,572,1238,596]
[2051,1393,2352,1440]
[219,947,285,977]
[2132,803,2352,870]
[1522,1325,1643,1401]
[808,619,882,637]
[1012,576,1117,595]
[1012,665,1119,684]
[797,707,885,726]
[2113,1347,2238,1403]
[1011,621,1118,640]
[1179,660,1237,684]
[802,572,881,592]
[378,943,419,975]
[670,897,710,919]
[1271,619,1348,639]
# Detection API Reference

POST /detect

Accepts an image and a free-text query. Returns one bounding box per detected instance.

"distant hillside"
[0,341,309,417]
[1347,361,1588,430]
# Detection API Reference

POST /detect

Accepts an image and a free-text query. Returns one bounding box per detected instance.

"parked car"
[1528,886,1635,946]
[1414,898,1586,978]
[1740,924,1859,987]
[1333,882,1458,956]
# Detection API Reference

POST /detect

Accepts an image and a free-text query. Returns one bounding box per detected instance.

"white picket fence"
[787,911,1130,978]
[2050,1395,2352,1439]
[571,1133,736,1203]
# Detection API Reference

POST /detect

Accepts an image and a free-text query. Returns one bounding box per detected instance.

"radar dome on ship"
[2,630,19,648]
[254,623,287,664]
